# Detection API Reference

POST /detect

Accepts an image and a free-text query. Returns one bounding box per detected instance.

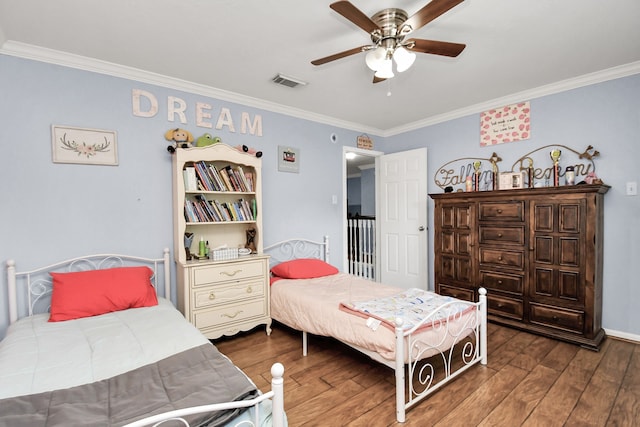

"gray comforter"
[0,343,258,426]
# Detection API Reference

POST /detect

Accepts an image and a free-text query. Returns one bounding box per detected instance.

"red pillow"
[271,258,338,279]
[49,266,158,322]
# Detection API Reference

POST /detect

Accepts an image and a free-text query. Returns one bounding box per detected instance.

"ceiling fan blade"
[407,38,466,57]
[402,0,464,34]
[373,75,386,84]
[311,46,368,66]
[330,1,380,34]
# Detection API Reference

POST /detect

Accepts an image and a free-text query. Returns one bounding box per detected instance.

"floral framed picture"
[51,125,118,165]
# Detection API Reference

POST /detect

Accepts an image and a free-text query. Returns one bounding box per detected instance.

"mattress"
[270,273,478,361]
[0,298,208,399]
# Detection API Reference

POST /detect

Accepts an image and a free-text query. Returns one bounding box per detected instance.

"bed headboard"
[264,236,330,268]
[6,248,171,324]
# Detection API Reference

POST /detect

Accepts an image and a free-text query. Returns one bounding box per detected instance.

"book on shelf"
[218,168,235,192]
[208,164,225,191]
[183,167,198,191]
[236,166,252,192]
[193,162,213,191]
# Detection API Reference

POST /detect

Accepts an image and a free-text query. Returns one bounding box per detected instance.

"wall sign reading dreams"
[131,89,263,137]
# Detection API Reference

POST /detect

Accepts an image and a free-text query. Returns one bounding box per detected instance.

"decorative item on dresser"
[172,143,271,339]
[430,184,609,350]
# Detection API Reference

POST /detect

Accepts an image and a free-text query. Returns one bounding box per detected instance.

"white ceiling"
[1,0,639,137]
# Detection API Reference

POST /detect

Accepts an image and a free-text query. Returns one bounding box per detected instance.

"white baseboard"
[605,328,640,343]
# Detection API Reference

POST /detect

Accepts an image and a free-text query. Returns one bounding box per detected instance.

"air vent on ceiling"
[272,73,307,88]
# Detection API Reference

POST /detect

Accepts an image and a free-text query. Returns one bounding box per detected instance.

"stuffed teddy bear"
[196,133,222,147]
[234,144,263,158]
[165,128,194,153]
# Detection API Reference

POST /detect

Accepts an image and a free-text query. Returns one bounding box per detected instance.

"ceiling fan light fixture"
[365,46,386,71]
[393,46,416,72]
[374,58,394,79]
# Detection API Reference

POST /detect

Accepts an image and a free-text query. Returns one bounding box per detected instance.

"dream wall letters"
[131,89,263,137]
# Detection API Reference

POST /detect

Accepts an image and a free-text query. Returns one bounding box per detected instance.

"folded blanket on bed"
[339,288,473,332]
[0,343,258,427]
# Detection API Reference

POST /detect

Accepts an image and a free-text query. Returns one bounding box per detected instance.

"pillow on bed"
[49,266,158,322]
[271,258,338,280]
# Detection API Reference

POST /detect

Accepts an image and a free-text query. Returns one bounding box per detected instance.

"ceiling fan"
[311,0,466,82]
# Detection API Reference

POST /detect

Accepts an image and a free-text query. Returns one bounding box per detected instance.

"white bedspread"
[270,273,478,362]
[0,298,209,399]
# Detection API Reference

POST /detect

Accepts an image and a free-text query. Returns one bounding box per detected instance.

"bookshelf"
[172,143,270,339]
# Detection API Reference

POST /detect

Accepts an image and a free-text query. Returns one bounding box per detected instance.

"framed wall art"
[51,125,118,165]
[277,145,299,173]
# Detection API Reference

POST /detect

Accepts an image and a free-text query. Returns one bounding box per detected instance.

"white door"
[376,148,428,290]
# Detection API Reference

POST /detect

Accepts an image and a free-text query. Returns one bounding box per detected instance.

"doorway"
[343,146,382,278]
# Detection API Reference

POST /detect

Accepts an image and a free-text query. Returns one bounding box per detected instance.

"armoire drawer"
[529,303,584,334]
[192,259,266,286]
[478,201,525,222]
[193,279,266,309]
[436,284,474,302]
[487,294,523,321]
[479,248,525,270]
[479,226,525,245]
[480,271,523,294]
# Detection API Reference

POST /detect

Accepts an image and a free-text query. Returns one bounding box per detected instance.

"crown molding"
[0,41,384,136]
[2,41,639,139]
[385,61,640,137]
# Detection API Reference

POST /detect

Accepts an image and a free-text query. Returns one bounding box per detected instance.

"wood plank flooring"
[214,322,640,426]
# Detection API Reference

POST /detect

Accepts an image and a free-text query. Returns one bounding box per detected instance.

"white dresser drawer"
[194,299,267,330]
[193,279,265,309]
[192,259,266,286]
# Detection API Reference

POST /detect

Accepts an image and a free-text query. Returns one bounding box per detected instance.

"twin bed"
[1,249,284,427]
[264,237,487,423]
[1,238,487,425]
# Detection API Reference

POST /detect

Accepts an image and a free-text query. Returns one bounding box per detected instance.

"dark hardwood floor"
[214,322,639,426]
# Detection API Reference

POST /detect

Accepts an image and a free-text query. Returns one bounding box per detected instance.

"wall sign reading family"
[51,125,118,165]
[131,89,263,137]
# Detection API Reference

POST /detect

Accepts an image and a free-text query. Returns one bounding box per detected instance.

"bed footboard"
[124,363,285,427]
[394,288,487,423]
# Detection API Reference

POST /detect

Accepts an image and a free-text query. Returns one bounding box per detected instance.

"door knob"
[418,226,425,231]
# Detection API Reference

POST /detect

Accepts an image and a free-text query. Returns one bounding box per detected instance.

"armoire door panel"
[558,270,581,302]
[559,237,580,266]
[457,233,471,255]
[559,204,581,233]
[533,268,554,296]
[441,231,455,254]
[533,204,554,232]
[442,206,455,228]
[534,236,554,263]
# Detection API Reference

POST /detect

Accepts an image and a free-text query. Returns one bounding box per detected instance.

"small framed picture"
[499,172,525,190]
[277,145,300,173]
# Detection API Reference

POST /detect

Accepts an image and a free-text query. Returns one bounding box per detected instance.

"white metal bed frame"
[5,249,285,427]
[265,236,487,423]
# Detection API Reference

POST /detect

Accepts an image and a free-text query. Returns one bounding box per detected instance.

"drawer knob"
[220,269,242,277]
[498,280,503,284]
[209,292,216,300]
[497,209,503,214]
[552,315,559,322]
[246,286,253,294]
[498,256,503,261]
[498,233,503,238]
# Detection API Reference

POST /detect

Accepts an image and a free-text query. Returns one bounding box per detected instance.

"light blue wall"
[0,55,365,337]
[377,74,640,337]
[1,54,639,339]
